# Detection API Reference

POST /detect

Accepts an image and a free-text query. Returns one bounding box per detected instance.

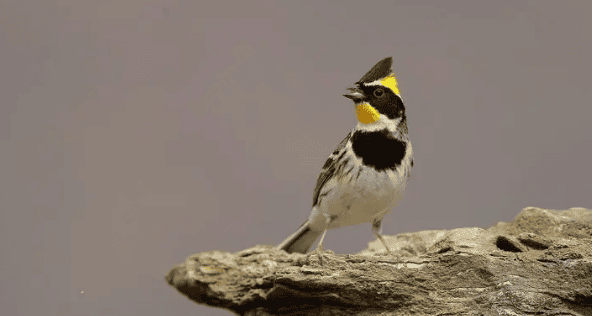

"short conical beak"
[343,87,364,102]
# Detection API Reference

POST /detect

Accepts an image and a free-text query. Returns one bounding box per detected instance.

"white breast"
[307,141,413,231]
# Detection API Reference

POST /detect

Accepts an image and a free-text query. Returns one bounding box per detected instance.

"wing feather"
[311,131,352,207]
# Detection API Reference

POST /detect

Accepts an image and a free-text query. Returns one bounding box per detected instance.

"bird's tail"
[277,220,323,254]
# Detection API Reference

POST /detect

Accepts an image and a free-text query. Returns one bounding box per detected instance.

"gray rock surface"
[165,207,592,315]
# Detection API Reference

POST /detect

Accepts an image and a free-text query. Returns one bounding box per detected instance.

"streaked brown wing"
[311,131,352,207]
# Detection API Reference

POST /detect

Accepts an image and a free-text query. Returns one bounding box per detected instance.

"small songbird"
[277,57,414,256]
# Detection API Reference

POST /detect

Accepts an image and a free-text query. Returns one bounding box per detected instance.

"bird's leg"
[372,218,396,257]
[309,213,331,265]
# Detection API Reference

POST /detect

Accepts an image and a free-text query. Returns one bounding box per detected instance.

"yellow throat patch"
[356,103,380,124]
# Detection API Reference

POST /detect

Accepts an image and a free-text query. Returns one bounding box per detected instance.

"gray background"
[2,1,591,315]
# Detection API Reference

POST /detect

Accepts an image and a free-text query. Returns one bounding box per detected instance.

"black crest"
[356,57,393,85]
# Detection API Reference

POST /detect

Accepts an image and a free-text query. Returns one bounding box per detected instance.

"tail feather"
[277,220,323,254]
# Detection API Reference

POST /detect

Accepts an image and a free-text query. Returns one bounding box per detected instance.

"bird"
[277,57,414,257]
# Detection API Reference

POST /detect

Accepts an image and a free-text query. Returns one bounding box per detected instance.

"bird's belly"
[323,164,407,229]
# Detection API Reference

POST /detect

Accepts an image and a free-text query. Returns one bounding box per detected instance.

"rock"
[165,207,592,315]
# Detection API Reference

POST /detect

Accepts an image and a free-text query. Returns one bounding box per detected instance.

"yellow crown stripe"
[380,75,400,96]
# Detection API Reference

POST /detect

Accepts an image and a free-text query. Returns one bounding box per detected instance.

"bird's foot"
[308,244,326,266]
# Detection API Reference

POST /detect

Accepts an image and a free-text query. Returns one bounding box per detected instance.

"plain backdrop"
[1,1,591,315]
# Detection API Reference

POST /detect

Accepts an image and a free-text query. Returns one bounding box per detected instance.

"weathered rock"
[165,207,592,315]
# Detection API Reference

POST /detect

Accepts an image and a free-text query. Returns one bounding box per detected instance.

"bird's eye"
[373,88,384,97]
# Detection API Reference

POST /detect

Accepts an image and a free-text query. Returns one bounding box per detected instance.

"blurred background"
[1,1,591,315]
